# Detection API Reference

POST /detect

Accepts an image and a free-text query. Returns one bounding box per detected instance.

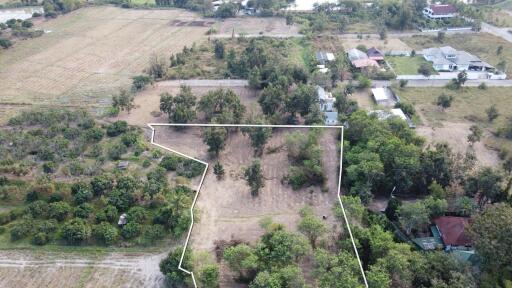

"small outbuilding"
[118,213,127,226]
[367,47,384,61]
[371,87,397,107]
[316,51,336,65]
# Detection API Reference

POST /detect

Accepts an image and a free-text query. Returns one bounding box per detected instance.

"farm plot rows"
[0,6,210,123]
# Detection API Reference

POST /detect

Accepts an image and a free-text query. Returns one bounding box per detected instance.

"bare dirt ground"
[0,6,209,123]
[340,37,412,52]
[0,250,167,288]
[152,126,343,285]
[416,122,500,167]
[213,16,300,38]
[116,81,259,127]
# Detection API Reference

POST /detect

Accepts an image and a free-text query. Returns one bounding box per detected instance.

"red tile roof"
[434,216,472,247]
[429,4,457,15]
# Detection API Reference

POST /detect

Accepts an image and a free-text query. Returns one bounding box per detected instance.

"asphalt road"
[373,79,512,87]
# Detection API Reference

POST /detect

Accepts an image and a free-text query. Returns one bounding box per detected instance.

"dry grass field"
[396,86,512,166]
[0,250,168,288]
[152,126,345,286]
[0,6,210,123]
[116,80,259,126]
[213,16,300,37]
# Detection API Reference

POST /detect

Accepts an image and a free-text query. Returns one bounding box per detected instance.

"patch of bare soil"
[0,250,167,288]
[214,17,300,37]
[416,122,500,167]
[152,127,342,286]
[116,81,259,127]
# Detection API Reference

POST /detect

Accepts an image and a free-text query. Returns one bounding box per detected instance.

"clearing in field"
[395,86,512,166]
[0,6,211,123]
[149,123,367,287]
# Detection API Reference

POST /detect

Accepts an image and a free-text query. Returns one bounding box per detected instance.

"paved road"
[481,22,512,43]
[157,79,249,87]
[373,79,512,87]
[338,29,476,39]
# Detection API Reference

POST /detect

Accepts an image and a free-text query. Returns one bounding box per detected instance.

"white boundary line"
[147,123,368,288]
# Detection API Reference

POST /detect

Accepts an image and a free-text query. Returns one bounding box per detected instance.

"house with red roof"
[433,216,472,248]
[423,4,458,19]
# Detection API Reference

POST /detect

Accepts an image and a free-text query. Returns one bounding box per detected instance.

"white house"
[316,86,338,125]
[317,86,335,112]
[422,4,458,19]
[420,46,494,72]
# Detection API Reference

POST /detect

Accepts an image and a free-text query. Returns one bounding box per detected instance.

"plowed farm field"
[0,6,210,122]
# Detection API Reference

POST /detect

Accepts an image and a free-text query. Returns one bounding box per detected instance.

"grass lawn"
[395,86,512,152]
[386,56,434,75]
[401,33,512,73]
[345,21,378,34]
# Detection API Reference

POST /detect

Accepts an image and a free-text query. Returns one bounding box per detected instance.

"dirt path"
[0,250,168,288]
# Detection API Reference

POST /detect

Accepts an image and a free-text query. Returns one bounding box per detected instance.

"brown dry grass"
[116,81,260,126]
[152,126,343,285]
[0,6,210,123]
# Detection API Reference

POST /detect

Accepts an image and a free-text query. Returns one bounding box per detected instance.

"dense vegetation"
[0,109,204,247]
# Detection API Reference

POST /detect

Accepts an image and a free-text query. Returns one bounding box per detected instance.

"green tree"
[244,160,264,197]
[437,93,453,109]
[131,74,153,92]
[454,196,475,217]
[465,167,504,208]
[160,246,192,286]
[214,40,225,59]
[467,125,483,145]
[61,218,92,245]
[93,222,118,245]
[313,249,364,288]
[298,206,327,248]
[112,89,134,114]
[198,88,245,123]
[256,225,310,269]
[284,84,317,119]
[159,85,197,125]
[242,124,272,156]
[486,104,499,122]
[469,203,512,271]
[48,201,71,221]
[258,84,285,116]
[199,264,220,288]
[213,162,225,180]
[398,201,429,235]
[223,244,258,280]
[418,63,433,77]
[202,126,227,157]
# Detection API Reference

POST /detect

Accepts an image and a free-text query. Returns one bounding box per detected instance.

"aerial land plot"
[151,125,363,286]
[0,6,210,123]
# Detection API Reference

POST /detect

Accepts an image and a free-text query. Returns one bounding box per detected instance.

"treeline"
[0,109,204,247]
[342,109,512,286]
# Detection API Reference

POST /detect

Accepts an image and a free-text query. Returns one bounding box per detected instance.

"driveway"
[481,22,512,43]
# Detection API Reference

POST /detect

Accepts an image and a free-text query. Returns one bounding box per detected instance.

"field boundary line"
[147,123,368,288]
